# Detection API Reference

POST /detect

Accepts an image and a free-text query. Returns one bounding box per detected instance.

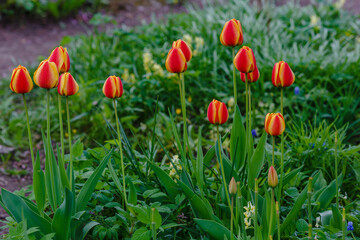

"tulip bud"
[102,76,123,99]
[165,48,187,73]
[272,61,295,88]
[34,60,59,89]
[268,166,278,188]
[58,73,79,96]
[240,65,260,83]
[264,113,285,136]
[207,99,229,125]
[48,46,70,73]
[172,40,192,62]
[234,46,256,73]
[220,19,243,47]
[9,65,33,94]
[229,177,237,195]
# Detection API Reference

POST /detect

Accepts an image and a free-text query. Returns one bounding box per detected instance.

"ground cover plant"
[0,0,360,239]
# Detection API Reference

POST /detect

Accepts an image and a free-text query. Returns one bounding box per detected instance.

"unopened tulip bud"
[172,40,192,62]
[268,166,278,188]
[234,46,256,73]
[220,19,243,47]
[272,61,295,87]
[58,73,79,96]
[229,177,237,195]
[264,113,285,136]
[34,60,59,89]
[207,99,229,125]
[48,46,70,73]
[240,65,260,83]
[102,76,123,99]
[10,65,33,94]
[165,47,187,73]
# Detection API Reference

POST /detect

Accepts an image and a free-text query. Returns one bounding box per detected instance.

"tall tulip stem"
[230,195,234,240]
[245,76,249,160]
[272,136,275,166]
[232,47,237,106]
[22,94,34,166]
[255,179,259,240]
[58,95,65,163]
[335,132,339,209]
[47,89,56,207]
[276,201,280,240]
[279,88,284,202]
[217,125,231,210]
[66,97,74,189]
[269,188,275,240]
[308,177,313,240]
[249,82,252,144]
[113,99,127,207]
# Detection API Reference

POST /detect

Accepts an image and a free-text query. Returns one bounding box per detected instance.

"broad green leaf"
[56,146,70,190]
[33,151,46,213]
[203,146,215,165]
[128,178,137,205]
[72,139,84,157]
[248,132,267,189]
[74,221,99,240]
[282,166,303,187]
[52,188,74,240]
[330,205,342,229]
[1,188,52,234]
[131,227,151,240]
[194,218,235,240]
[316,174,343,211]
[76,150,112,212]
[178,181,213,220]
[231,106,246,171]
[107,160,124,199]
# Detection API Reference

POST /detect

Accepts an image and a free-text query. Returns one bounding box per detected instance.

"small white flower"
[315,216,321,228]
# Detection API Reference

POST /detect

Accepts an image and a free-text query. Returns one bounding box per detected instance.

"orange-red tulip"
[220,19,243,47]
[268,166,278,188]
[272,61,295,87]
[207,99,229,125]
[58,73,79,96]
[48,46,70,73]
[33,60,59,89]
[240,65,260,83]
[172,40,192,62]
[103,76,123,99]
[9,65,33,94]
[165,48,187,73]
[264,113,285,136]
[234,46,256,73]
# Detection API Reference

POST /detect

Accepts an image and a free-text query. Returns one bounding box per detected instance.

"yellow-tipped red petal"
[48,46,71,74]
[264,113,285,136]
[207,99,229,125]
[102,76,123,99]
[165,48,187,73]
[172,39,192,62]
[234,46,256,73]
[240,65,260,83]
[220,19,243,47]
[9,65,33,94]
[272,61,295,87]
[33,60,59,89]
[58,72,79,96]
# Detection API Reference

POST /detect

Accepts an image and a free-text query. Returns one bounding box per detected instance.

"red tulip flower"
[103,76,123,99]
[10,65,33,94]
[272,61,295,87]
[165,48,187,73]
[268,166,279,188]
[240,65,260,83]
[58,73,79,96]
[172,40,192,62]
[234,46,256,73]
[207,99,229,125]
[34,60,59,89]
[264,113,285,136]
[48,46,70,73]
[220,19,244,47]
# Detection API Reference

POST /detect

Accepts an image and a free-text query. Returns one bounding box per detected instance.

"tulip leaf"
[76,150,112,212]
[128,178,137,205]
[203,146,215,165]
[52,188,74,240]
[230,106,246,172]
[56,145,70,190]
[194,218,235,240]
[168,110,185,161]
[315,173,343,211]
[107,160,125,199]
[73,221,99,240]
[248,132,267,189]
[331,205,342,229]
[282,166,303,187]
[33,151,46,214]
[196,128,204,195]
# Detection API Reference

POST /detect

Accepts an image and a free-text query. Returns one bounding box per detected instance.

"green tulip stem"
[217,125,231,210]
[151,208,156,240]
[245,76,249,160]
[269,187,275,240]
[279,88,285,203]
[335,132,339,209]
[58,94,65,165]
[232,47,237,106]
[276,201,281,240]
[22,94,35,166]
[230,195,234,240]
[47,89,56,208]
[113,99,127,207]
[66,97,74,189]
[308,177,313,240]
[255,179,259,240]
[272,136,275,166]
[342,208,345,240]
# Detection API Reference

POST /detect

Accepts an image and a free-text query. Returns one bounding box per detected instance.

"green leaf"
[330,205,342,229]
[282,166,303,187]
[52,188,74,240]
[128,178,137,205]
[203,146,215,165]
[196,128,204,195]
[1,188,52,234]
[76,150,112,212]
[131,227,151,240]
[168,110,185,160]
[248,132,267,189]
[74,221,99,240]
[315,174,343,211]
[194,218,235,240]
[56,146,70,190]
[33,151,46,213]
[107,160,124,199]
[178,181,213,220]
[72,139,84,158]
[230,106,246,171]
[296,219,308,232]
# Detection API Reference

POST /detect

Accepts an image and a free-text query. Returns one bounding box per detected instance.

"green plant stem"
[308,177,313,240]
[272,136,275,166]
[245,76,249,158]
[47,89,56,208]
[237,184,246,240]
[181,73,193,168]
[342,208,345,240]
[230,195,234,240]
[232,47,237,106]
[335,132,339,209]
[279,88,284,202]
[249,83,252,140]
[22,94,34,166]
[269,188,275,240]
[58,94,65,164]
[113,99,127,207]
[276,201,280,240]
[66,97,74,189]
[255,179,258,240]
[217,125,231,209]
[152,208,156,240]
